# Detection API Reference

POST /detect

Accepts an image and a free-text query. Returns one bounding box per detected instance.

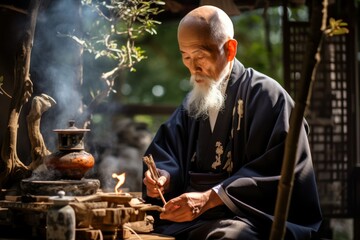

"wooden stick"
[143,155,167,205]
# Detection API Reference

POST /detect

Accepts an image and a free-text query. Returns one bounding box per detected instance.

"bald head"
[178,5,234,45]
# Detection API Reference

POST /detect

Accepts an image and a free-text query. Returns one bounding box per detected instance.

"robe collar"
[226,58,246,91]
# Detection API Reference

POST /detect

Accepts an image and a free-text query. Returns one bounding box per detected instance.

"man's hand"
[160,190,223,222]
[143,168,170,198]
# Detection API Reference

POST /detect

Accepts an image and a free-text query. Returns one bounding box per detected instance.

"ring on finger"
[192,207,200,215]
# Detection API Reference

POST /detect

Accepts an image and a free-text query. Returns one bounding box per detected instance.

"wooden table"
[127,233,175,240]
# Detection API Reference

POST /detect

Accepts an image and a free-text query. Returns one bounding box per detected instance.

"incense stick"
[143,154,167,205]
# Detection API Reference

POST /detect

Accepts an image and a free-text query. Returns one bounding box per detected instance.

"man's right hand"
[143,168,170,198]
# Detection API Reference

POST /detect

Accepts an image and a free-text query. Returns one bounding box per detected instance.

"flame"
[112,172,126,194]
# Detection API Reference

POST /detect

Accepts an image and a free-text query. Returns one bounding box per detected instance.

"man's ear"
[226,39,238,61]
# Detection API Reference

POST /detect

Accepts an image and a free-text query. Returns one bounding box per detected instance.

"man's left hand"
[160,190,223,222]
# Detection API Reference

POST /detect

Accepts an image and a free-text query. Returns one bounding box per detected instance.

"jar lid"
[49,190,74,205]
[53,120,90,134]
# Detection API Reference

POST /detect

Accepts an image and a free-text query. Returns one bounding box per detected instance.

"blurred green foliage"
[78,0,165,107]
[113,20,189,105]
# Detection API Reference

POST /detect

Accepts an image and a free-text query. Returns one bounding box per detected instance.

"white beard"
[185,65,230,119]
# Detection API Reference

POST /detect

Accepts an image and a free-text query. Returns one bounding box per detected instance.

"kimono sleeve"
[142,105,196,201]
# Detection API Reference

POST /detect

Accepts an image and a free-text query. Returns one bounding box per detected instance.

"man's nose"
[189,60,202,74]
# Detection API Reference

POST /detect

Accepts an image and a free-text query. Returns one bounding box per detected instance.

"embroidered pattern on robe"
[223,151,233,173]
[211,141,223,169]
[237,99,243,130]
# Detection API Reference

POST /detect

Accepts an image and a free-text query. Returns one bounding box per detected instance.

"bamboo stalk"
[143,155,167,205]
[270,1,325,239]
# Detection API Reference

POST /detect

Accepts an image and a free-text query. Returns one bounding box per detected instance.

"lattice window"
[284,22,352,217]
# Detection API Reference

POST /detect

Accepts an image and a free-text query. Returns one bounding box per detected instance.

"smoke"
[30,0,89,151]
[27,1,152,193]
[92,118,153,192]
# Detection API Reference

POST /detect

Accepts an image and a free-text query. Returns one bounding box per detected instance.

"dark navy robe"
[143,59,322,239]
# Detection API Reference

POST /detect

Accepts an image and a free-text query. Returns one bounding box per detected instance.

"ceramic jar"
[46,191,75,240]
[44,120,95,180]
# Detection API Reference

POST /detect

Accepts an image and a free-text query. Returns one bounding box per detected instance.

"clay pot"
[44,120,95,180]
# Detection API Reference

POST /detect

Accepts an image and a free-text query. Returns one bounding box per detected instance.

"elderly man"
[143,5,322,240]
